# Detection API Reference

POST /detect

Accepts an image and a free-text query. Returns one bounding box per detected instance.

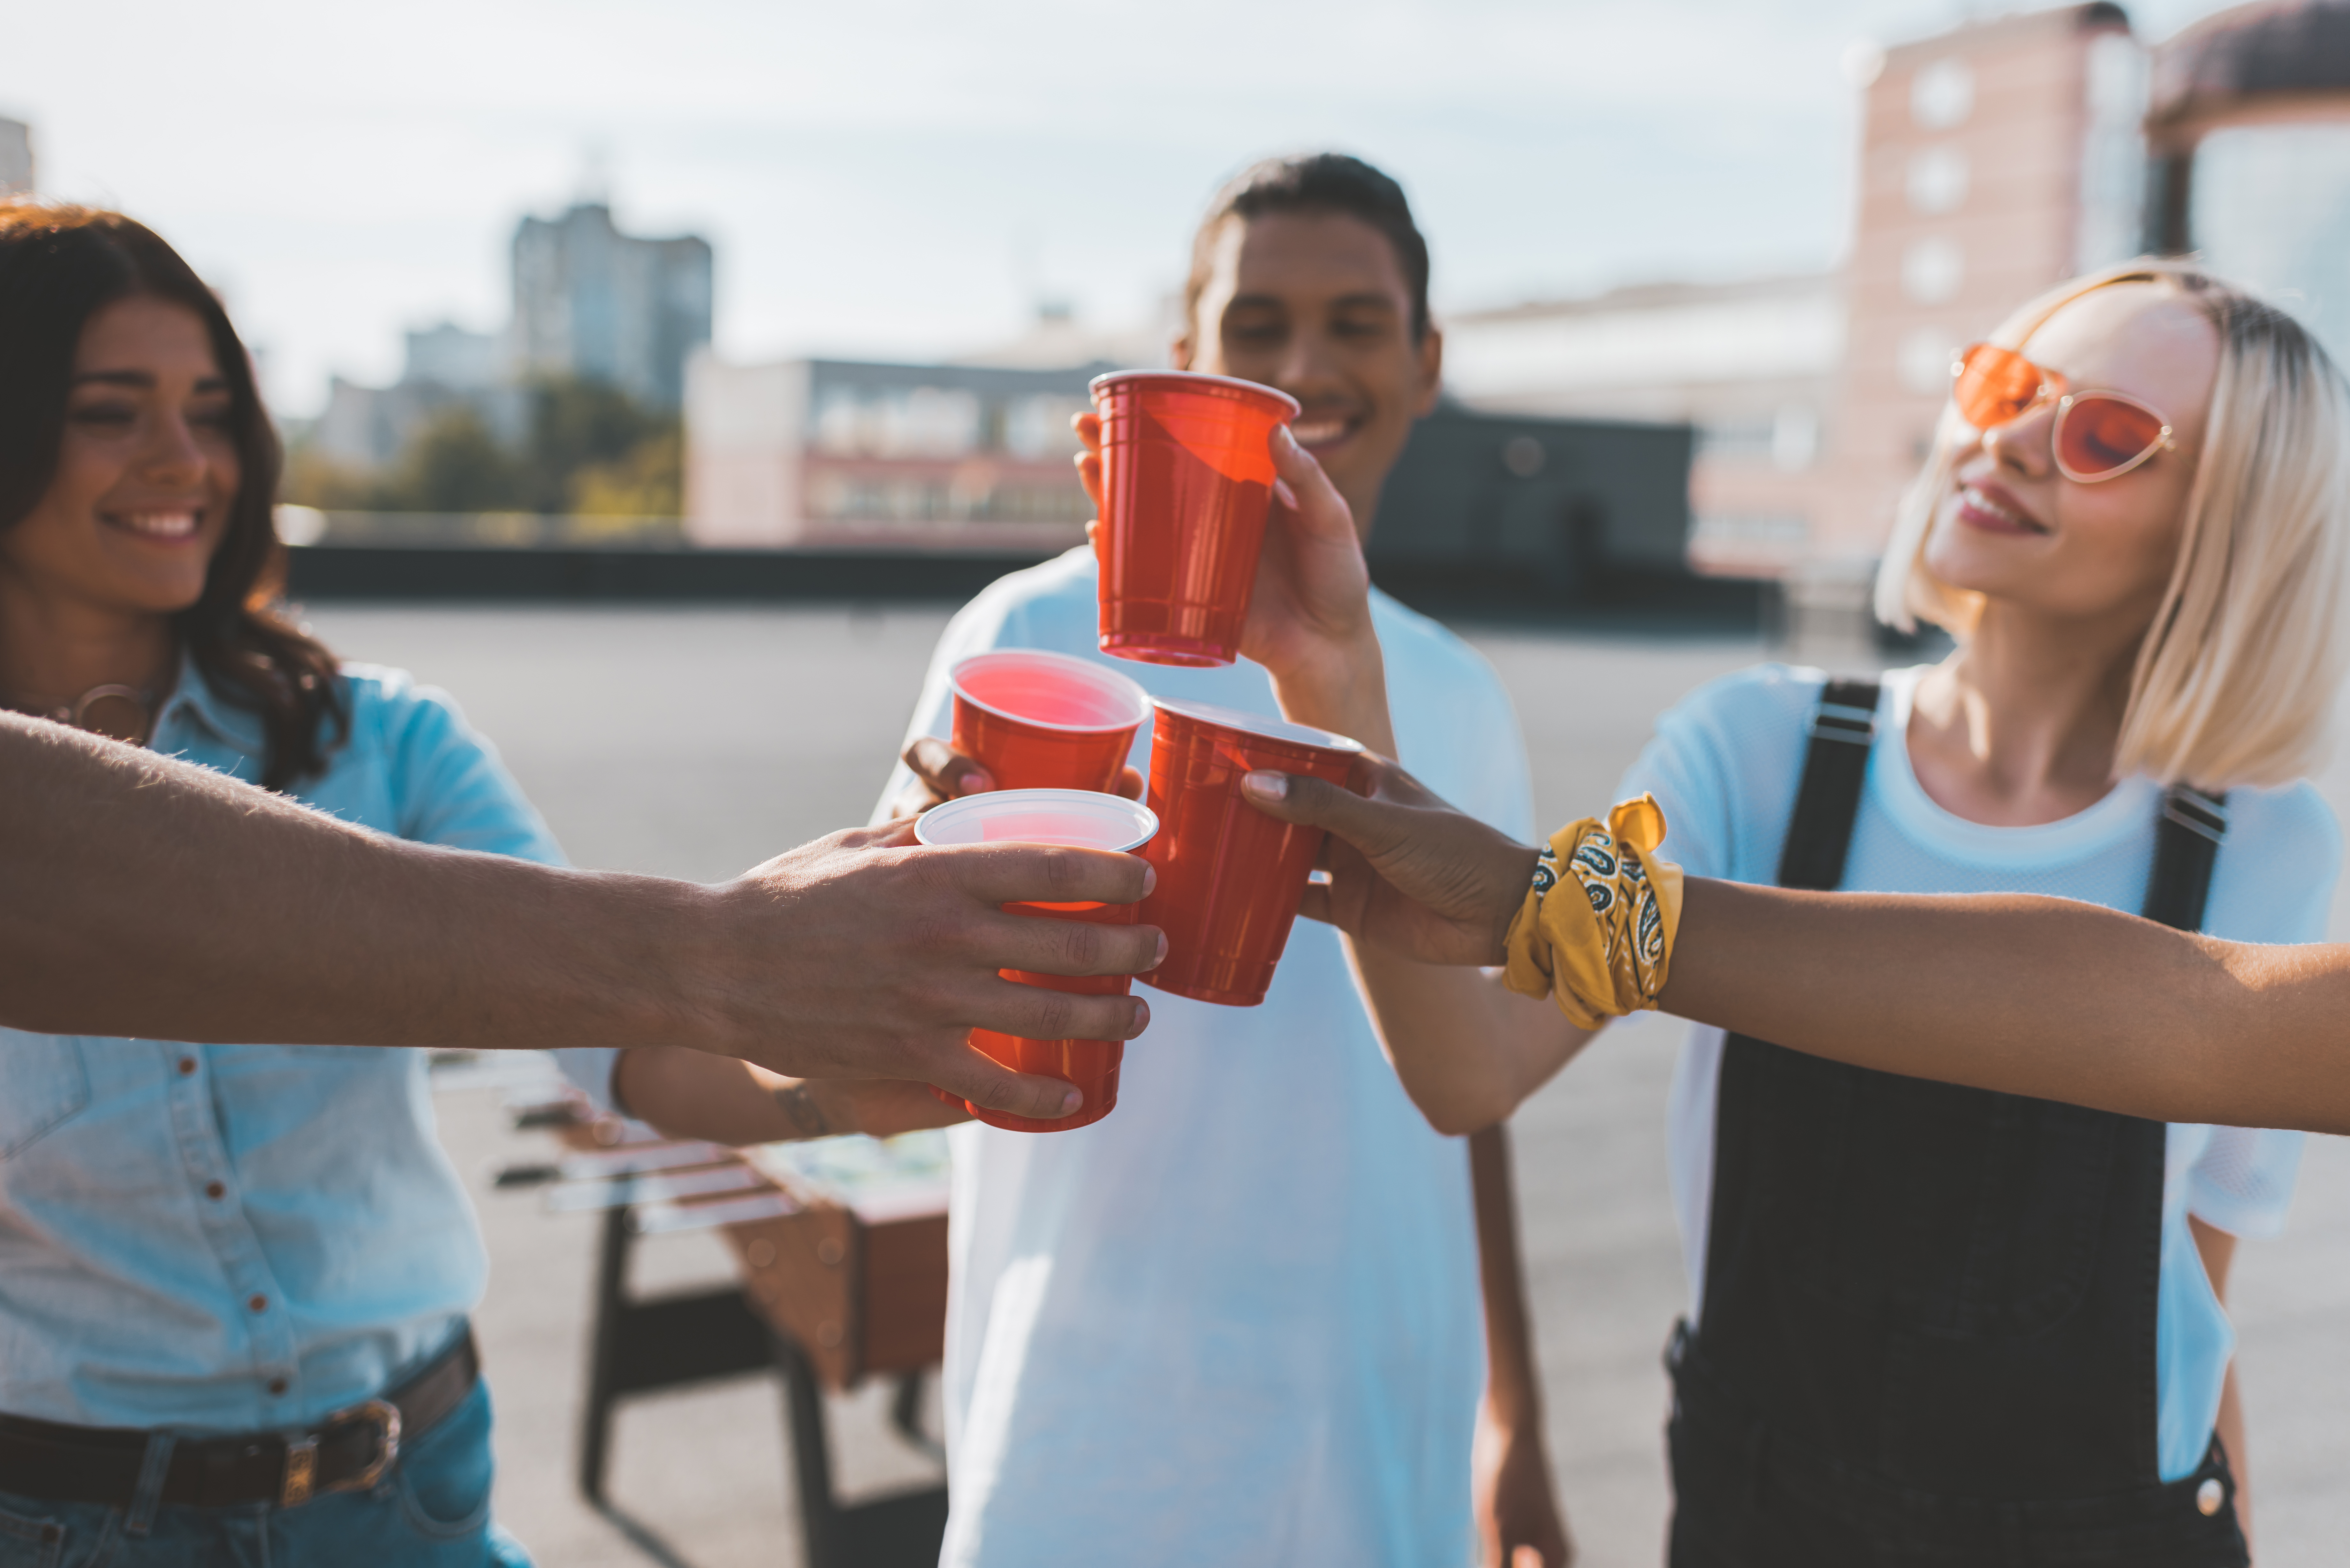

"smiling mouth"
[1289,417,1360,451]
[106,509,203,540]
[1956,485,2048,536]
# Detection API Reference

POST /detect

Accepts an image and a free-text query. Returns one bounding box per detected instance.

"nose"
[136,407,212,488]
[1981,399,2057,480]
[1273,323,1347,403]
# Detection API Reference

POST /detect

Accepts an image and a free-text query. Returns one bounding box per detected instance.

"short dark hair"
[0,201,345,789]
[1185,153,1432,342]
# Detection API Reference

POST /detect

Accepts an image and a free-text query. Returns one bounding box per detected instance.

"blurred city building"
[312,202,704,474]
[2147,1,2350,366]
[684,355,1097,550]
[1441,275,1841,577]
[0,117,31,194]
[1814,1,2145,559]
[510,201,712,412]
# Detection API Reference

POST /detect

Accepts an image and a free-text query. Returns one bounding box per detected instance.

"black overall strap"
[1774,678,1880,891]
[2146,784,2228,932]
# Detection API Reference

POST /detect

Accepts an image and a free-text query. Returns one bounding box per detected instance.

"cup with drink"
[1089,370,1301,668]
[948,649,1151,793]
[1135,699,1362,1007]
[913,788,1161,1132]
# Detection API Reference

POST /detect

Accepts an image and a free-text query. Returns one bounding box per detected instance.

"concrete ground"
[308,602,2350,1567]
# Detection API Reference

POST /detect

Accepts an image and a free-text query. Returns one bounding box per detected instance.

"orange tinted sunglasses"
[1950,343,2177,483]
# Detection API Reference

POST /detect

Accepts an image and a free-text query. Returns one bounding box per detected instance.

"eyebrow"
[1225,291,1402,314]
[70,370,230,391]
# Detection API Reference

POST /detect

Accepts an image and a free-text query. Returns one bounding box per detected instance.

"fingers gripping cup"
[948,650,1151,793]
[1138,701,1363,1007]
[1089,370,1302,667]
[913,789,1160,1133]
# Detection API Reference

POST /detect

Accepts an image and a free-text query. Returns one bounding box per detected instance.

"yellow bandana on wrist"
[1501,794,1683,1029]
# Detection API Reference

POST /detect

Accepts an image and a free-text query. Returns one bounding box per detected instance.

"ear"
[1414,324,1444,418]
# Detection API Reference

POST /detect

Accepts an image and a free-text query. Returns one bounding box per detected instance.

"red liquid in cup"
[1090,370,1301,667]
[1137,701,1362,1007]
[913,791,1159,1133]
[948,650,1150,793]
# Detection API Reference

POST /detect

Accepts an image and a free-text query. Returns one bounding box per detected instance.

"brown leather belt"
[0,1327,478,1510]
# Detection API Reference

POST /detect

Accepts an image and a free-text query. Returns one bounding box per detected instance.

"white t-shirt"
[1621,662,2337,1483]
[876,547,1536,1568]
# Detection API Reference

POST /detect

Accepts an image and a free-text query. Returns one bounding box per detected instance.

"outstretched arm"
[0,711,1167,1122]
[1242,757,2350,1135]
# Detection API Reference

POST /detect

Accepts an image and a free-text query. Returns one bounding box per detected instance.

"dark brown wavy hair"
[0,201,344,789]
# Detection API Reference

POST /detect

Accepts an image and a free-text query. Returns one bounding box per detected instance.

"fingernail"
[1060,1087,1083,1116]
[1141,862,1157,896]
[1275,423,1299,452]
[1242,769,1288,800]
[1152,931,1168,967]
[1133,998,1151,1034]
[1272,479,1299,509]
[956,772,991,796]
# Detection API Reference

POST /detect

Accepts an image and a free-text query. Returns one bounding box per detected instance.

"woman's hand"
[1239,753,1537,966]
[1075,411,1387,744]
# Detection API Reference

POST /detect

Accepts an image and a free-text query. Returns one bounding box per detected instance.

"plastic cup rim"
[949,649,1153,735]
[1150,697,1364,756]
[912,787,1161,854]
[1087,368,1302,420]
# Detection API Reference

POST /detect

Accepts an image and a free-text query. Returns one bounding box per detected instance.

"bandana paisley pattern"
[1502,795,1683,1029]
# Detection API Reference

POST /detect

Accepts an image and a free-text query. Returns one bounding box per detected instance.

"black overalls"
[1667,680,2250,1567]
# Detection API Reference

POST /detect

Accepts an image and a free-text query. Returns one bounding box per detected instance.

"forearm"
[1472,1124,1543,1426]
[1663,878,2343,1131]
[1348,948,1593,1133]
[614,1046,972,1144]
[0,715,708,1051]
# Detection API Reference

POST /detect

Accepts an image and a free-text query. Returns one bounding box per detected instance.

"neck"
[0,572,178,718]
[1908,600,2147,825]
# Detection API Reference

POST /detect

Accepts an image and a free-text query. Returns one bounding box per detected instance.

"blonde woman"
[1221,262,2350,1567]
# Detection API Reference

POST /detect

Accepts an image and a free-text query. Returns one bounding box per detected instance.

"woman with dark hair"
[0,201,965,1565]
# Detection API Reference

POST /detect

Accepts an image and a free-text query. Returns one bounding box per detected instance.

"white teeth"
[1962,486,2039,531]
[117,511,198,538]
[1291,422,1347,444]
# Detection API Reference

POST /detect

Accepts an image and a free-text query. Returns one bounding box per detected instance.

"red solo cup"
[1089,370,1302,667]
[913,790,1160,1133]
[948,650,1150,793]
[1137,700,1362,1007]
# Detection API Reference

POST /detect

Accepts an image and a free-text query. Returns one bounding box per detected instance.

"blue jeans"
[0,1381,531,1568]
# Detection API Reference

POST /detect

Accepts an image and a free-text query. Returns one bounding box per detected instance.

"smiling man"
[878,155,1569,1567]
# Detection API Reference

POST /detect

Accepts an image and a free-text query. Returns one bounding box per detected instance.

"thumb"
[1269,424,1358,547]
[925,1045,1086,1122]
[1240,769,1408,856]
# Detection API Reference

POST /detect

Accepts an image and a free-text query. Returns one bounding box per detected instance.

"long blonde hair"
[1873,260,2350,788]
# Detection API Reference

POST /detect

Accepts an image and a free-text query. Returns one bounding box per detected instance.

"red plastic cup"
[913,789,1160,1133]
[948,650,1151,793]
[1089,370,1302,667]
[1137,700,1363,1007]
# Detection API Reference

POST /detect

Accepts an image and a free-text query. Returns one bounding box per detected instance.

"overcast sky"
[4,0,2241,416]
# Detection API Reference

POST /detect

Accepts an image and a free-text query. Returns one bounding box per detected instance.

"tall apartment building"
[1814,2,2146,557]
[510,202,712,411]
[0,117,32,194]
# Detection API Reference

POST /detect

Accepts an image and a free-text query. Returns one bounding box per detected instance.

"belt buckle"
[280,1398,402,1506]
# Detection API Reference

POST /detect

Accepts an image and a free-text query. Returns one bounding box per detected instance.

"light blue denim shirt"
[0,659,563,1433]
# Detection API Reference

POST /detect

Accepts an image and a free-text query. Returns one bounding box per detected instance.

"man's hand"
[683,818,1164,1121]
[1474,1400,1574,1568]
[891,734,1144,821]
[1237,753,1536,966]
[1074,411,1386,725]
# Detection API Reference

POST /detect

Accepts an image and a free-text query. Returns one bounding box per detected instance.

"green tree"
[380,406,528,512]
[521,377,674,514]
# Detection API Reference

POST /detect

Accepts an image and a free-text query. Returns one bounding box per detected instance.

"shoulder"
[334,662,471,747]
[1369,591,1508,703]
[1652,662,1828,749]
[2222,778,2342,861]
[941,547,1096,647]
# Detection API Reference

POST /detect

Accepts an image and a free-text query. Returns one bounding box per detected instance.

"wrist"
[1270,633,1393,749]
[561,870,739,1058]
